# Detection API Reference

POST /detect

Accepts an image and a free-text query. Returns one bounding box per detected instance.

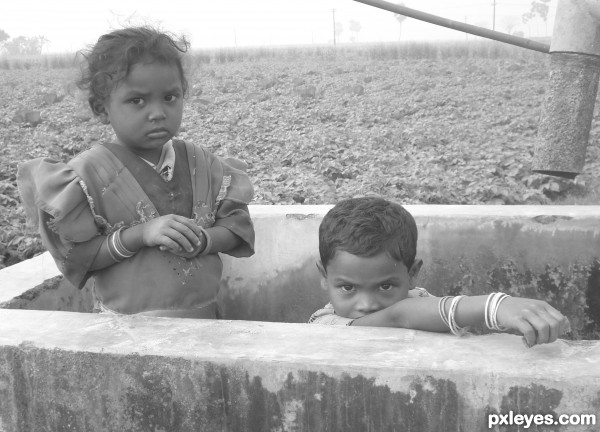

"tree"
[522,0,550,35]
[2,35,48,56]
[349,20,362,42]
[501,15,520,35]
[335,22,344,43]
[0,29,9,44]
[394,3,407,41]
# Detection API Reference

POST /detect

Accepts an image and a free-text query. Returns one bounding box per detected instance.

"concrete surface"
[0,309,598,432]
[2,205,600,339]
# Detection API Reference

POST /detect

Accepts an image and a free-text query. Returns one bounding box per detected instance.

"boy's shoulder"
[409,287,434,298]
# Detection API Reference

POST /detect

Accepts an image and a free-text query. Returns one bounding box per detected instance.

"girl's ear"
[89,97,110,124]
[408,258,423,283]
[316,261,328,291]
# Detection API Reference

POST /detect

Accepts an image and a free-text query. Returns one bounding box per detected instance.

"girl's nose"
[148,104,166,121]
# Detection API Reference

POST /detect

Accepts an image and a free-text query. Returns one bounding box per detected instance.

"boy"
[309,197,570,347]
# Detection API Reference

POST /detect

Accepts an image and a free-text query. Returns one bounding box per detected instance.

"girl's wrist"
[172,228,210,259]
[120,225,145,252]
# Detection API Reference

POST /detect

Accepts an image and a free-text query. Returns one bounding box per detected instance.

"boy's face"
[318,250,421,319]
[95,61,184,164]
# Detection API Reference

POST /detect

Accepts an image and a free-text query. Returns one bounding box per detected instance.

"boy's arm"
[351,295,570,347]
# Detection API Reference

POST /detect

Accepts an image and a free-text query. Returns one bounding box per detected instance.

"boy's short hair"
[319,197,418,269]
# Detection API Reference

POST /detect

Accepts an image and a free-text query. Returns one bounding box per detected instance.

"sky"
[1,0,558,54]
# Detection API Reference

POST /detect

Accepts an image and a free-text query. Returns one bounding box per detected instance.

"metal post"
[352,0,550,53]
[532,0,600,178]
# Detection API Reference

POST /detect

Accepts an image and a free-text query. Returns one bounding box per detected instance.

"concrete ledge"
[0,309,598,432]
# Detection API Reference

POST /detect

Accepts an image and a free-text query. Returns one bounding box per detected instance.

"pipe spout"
[532,0,600,178]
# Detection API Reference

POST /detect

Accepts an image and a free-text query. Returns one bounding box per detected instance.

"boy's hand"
[496,298,571,347]
[141,215,204,255]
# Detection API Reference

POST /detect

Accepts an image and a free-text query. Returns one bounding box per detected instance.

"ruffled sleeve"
[17,158,104,289]
[212,157,255,258]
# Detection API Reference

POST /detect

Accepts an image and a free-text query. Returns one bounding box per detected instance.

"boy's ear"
[89,97,110,124]
[408,258,423,281]
[316,260,328,291]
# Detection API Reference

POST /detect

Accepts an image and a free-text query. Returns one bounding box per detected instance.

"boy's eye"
[129,97,144,105]
[380,284,393,291]
[165,94,178,102]
[340,285,355,293]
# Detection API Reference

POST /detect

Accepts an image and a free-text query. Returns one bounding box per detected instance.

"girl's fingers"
[159,235,184,253]
[172,216,204,240]
[167,228,196,252]
[170,218,202,248]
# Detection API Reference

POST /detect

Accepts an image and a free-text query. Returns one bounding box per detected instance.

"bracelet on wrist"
[485,292,510,331]
[108,227,136,262]
[438,295,468,336]
[197,227,213,256]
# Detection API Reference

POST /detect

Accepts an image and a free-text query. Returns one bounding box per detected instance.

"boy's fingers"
[526,312,550,345]
[515,319,536,347]
[546,307,571,335]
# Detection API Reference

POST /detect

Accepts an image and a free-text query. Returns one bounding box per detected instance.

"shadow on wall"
[218,257,326,323]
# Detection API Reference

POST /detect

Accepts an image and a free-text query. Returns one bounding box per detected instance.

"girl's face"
[101,61,184,163]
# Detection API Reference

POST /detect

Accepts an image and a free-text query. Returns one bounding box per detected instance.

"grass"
[0,39,544,70]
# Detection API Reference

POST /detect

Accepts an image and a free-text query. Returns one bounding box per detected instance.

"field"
[1,41,600,268]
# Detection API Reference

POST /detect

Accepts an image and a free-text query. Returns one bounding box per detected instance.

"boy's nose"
[355,294,379,314]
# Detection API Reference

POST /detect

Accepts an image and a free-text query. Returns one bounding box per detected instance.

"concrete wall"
[1,205,600,431]
[0,309,598,432]
[3,205,600,339]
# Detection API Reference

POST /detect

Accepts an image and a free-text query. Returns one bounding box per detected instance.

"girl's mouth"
[147,128,170,139]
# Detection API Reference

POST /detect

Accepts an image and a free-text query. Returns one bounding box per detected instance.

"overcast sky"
[2,0,557,54]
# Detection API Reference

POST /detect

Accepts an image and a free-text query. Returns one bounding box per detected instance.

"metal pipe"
[353,0,550,53]
[532,0,600,178]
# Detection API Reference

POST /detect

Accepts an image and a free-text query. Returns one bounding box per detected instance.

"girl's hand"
[140,215,203,255]
[496,297,571,347]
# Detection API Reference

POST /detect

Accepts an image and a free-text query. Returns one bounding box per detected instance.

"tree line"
[0,29,48,56]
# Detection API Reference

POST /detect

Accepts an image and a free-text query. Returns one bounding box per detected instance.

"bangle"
[438,296,468,336]
[114,227,135,256]
[485,292,510,331]
[447,295,468,336]
[106,234,122,262]
[437,296,452,328]
[109,228,136,261]
[197,227,213,256]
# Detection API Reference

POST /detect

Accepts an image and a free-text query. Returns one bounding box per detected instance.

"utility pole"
[333,9,337,46]
[492,0,496,31]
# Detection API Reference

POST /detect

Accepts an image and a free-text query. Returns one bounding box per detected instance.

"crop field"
[1,41,600,268]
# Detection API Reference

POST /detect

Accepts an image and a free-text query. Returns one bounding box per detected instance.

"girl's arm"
[89,215,204,270]
[351,295,570,347]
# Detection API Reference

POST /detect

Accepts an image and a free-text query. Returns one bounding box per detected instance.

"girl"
[17,27,255,318]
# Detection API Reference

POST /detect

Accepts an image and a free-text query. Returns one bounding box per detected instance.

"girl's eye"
[380,284,393,291]
[165,94,178,102]
[130,97,144,105]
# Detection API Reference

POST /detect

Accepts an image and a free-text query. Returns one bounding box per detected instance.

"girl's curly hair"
[77,26,190,109]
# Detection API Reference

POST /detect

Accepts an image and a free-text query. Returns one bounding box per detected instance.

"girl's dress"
[17,140,254,317]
